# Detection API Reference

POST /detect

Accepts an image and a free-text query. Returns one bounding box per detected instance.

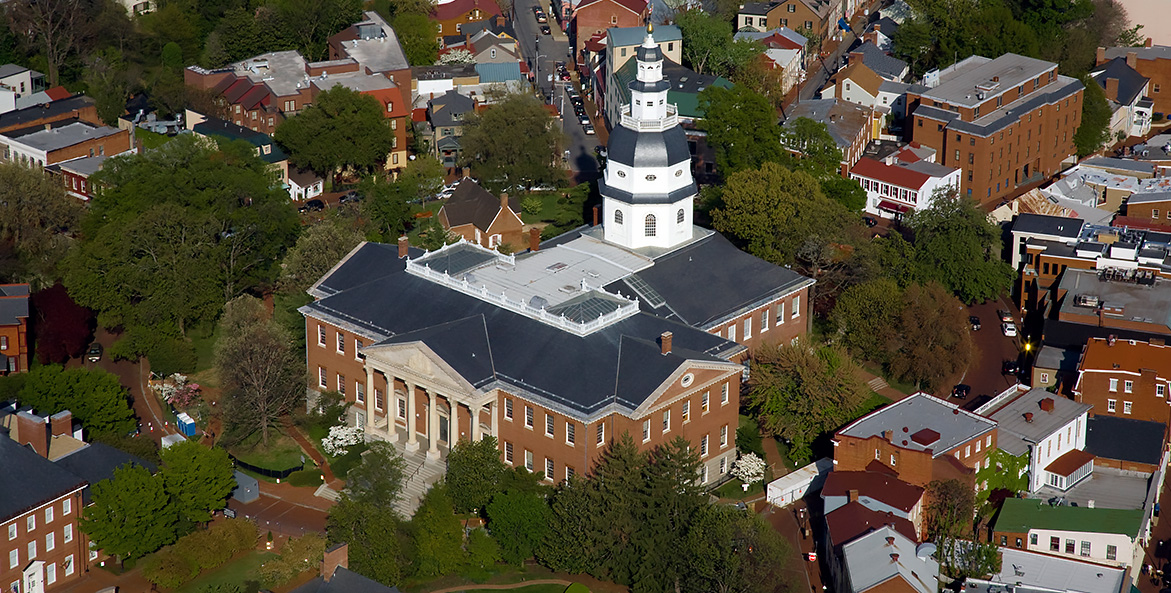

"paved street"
[798,30,856,102]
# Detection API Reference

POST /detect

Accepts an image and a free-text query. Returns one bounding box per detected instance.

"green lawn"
[136,129,174,150]
[855,392,892,416]
[456,584,576,593]
[712,477,765,500]
[230,432,307,472]
[175,551,277,593]
[862,362,919,395]
[186,322,219,375]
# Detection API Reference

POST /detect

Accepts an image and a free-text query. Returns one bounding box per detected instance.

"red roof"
[238,85,271,110]
[878,200,911,213]
[432,0,502,22]
[584,31,608,52]
[850,156,930,190]
[825,501,918,547]
[822,471,925,513]
[412,107,428,123]
[574,0,647,16]
[1112,215,1171,231]
[1045,449,1095,477]
[762,33,803,51]
[43,86,71,101]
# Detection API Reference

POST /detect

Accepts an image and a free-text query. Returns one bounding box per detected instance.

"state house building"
[300,26,813,503]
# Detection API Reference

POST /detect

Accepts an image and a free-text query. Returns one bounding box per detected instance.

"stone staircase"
[394,447,446,518]
[866,376,890,392]
[314,483,341,502]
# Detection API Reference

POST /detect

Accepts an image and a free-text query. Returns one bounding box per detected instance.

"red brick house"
[570,0,648,63]
[437,181,525,250]
[431,0,504,39]
[0,284,29,374]
[1074,337,1171,425]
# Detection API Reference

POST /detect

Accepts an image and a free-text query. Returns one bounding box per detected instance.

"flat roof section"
[922,53,1056,108]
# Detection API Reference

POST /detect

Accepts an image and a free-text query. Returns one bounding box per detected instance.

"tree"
[590,434,647,584]
[409,484,466,577]
[446,435,508,513]
[711,162,854,265]
[734,57,788,113]
[779,117,843,177]
[697,85,783,175]
[538,476,601,574]
[459,92,565,192]
[745,341,870,463]
[81,465,179,561]
[30,284,94,365]
[634,437,705,593]
[160,441,236,524]
[393,13,440,65]
[344,440,407,513]
[906,188,1014,304]
[84,49,130,126]
[486,490,551,565]
[687,505,791,593]
[395,155,447,202]
[466,528,502,571]
[832,278,904,362]
[258,533,326,587]
[16,365,136,437]
[820,176,867,212]
[887,282,973,391]
[270,0,363,60]
[975,448,1028,505]
[6,0,93,85]
[215,296,306,446]
[279,219,365,294]
[327,497,404,585]
[1074,73,1112,156]
[439,49,475,64]
[925,479,974,541]
[0,162,84,284]
[675,10,759,77]
[359,177,413,241]
[274,86,396,179]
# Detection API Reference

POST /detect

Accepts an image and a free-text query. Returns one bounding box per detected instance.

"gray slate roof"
[0,284,29,326]
[1091,57,1149,106]
[0,95,94,132]
[428,90,476,127]
[851,42,907,81]
[843,526,937,593]
[4,121,121,153]
[1083,156,1155,175]
[0,64,29,79]
[0,437,86,521]
[290,566,402,593]
[439,180,518,230]
[53,442,157,504]
[837,392,997,457]
[986,388,1091,457]
[1125,190,1171,205]
[1012,213,1084,238]
[1085,415,1164,466]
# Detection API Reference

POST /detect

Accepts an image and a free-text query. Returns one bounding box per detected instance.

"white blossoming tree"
[438,49,475,65]
[322,425,365,456]
[732,452,767,486]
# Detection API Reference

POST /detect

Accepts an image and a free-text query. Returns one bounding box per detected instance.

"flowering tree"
[152,373,202,408]
[438,49,475,64]
[322,425,365,456]
[731,452,766,485]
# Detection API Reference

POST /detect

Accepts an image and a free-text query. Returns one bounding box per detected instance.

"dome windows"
[645,214,657,237]
[614,210,623,224]
[617,170,626,177]
[645,174,657,181]
[677,209,685,224]
[675,169,682,177]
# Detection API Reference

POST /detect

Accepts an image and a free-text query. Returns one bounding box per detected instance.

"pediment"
[631,362,739,417]
[363,342,476,393]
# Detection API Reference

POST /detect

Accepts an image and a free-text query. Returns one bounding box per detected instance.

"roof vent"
[890,553,900,563]
[885,537,895,545]
[910,428,940,446]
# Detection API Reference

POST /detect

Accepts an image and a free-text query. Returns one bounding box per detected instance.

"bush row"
[142,519,259,588]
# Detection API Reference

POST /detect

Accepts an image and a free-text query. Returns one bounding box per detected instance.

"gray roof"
[1033,345,1081,373]
[55,155,108,177]
[1036,466,1152,511]
[786,99,871,151]
[738,1,776,14]
[607,24,682,48]
[921,53,1056,108]
[914,76,1084,138]
[312,72,397,93]
[53,442,156,504]
[1082,156,1155,175]
[1085,415,1165,466]
[303,242,743,420]
[605,124,692,171]
[439,180,519,229]
[1104,45,1171,63]
[869,17,899,38]
[0,64,28,79]
[1056,268,1171,331]
[842,526,938,593]
[1012,213,1084,238]
[0,284,29,326]
[1125,190,1171,205]
[0,95,94,132]
[290,565,402,593]
[985,388,1090,457]
[0,436,87,521]
[1091,57,1149,106]
[851,42,907,81]
[837,392,997,458]
[428,90,475,127]
[334,12,410,74]
[965,547,1126,593]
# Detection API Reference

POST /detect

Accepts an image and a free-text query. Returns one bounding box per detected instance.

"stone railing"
[620,103,678,132]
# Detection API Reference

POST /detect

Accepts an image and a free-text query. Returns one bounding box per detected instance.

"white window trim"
[642,419,651,443]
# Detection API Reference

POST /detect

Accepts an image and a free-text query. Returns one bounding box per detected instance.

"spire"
[643,21,655,48]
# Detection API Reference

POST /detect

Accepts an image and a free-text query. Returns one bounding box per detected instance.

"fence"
[228,454,304,480]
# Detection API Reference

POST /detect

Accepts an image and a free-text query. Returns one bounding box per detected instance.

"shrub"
[259,533,325,587]
[175,528,233,570]
[329,443,368,478]
[148,338,198,375]
[142,546,199,588]
[322,425,364,456]
[287,469,322,487]
[217,519,259,552]
[521,195,543,217]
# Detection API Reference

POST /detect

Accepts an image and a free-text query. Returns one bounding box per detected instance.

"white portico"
[600,23,698,251]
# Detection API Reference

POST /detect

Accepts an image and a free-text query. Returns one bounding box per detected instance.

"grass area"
[175,551,278,593]
[712,477,765,500]
[862,362,919,395]
[456,585,572,593]
[187,322,220,375]
[519,191,565,224]
[230,432,307,472]
[774,439,796,472]
[136,129,175,150]
[855,392,892,416]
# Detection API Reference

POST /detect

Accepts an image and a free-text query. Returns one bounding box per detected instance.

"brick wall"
[1076,368,1170,424]
[572,0,646,60]
[0,491,87,592]
[709,286,811,352]
[43,129,131,165]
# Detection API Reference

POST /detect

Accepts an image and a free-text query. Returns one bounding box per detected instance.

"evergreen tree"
[327,497,404,585]
[538,476,602,574]
[590,433,647,585]
[446,436,508,513]
[409,484,465,577]
[486,490,551,565]
[634,437,704,593]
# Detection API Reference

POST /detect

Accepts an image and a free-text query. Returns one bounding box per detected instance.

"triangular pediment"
[363,342,478,393]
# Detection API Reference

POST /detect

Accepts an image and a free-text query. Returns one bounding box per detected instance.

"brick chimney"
[847,489,859,502]
[660,331,673,355]
[1105,77,1119,102]
[321,543,349,582]
[1024,412,1034,423]
[462,166,471,179]
[1127,51,1138,69]
[500,192,509,211]
[884,430,893,441]
[15,411,49,458]
[1096,47,1106,65]
[50,411,72,437]
[398,235,409,258]
[592,205,599,226]
[529,226,541,251]
[1039,398,1055,413]
[1146,38,1154,48]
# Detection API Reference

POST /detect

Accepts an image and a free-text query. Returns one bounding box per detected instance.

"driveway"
[72,328,177,446]
[941,298,1026,410]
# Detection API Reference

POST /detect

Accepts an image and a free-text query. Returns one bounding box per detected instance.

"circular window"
[675,169,683,177]
[681,373,694,387]
[646,174,657,181]
[617,170,626,177]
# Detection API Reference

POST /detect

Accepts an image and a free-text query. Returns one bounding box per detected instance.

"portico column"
[427,390,439,459]
[471,404,482,441]
[405,380,419,451]
[385,375,398,441]
[451,397,461,443]
[363,365,375,434]
[490,401,498,440]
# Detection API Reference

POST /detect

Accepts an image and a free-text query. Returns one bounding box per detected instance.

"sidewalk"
[284,419,342,490]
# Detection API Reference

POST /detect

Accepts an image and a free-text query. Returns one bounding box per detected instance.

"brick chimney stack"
[1096,47,1106,65]
[321,543,349,582]
[848,489,859,503]
[1039,398,1055,413]
[529,227,541,251]
[15,411,49,458]
[1105,77,1119,102]
[1147,38,1154,48]
[398,235,409,258]
[660,331,673,355]
[1127,51,1138,69]
[500,192,509,211]
[50,411,72,437]
[592,205,599,226]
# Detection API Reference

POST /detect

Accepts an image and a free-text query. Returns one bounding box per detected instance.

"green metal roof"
[994,498,1143,537]
[611,58,732,120]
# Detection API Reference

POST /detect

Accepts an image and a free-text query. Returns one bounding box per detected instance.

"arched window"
[676,208,685,224]
[614,209,623,224]
[645,214,657,237]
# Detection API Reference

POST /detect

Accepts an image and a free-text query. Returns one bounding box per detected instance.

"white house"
[993,498,1144,572]
[1091,57,1153,142]
[841,527,939,593]
[0,64,45,100]
[849,143,961,219]
[984,388,1092,493]
[289,167,324,202]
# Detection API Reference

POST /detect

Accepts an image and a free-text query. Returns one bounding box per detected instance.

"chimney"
[1105,77,1119,102]
[1096,47,1106,64]
[398,235,409,258]
[462,166,471,179]
[500,192,509,211]
[50,411,72,437]
[1039,398,1055,413]
[592,205,599,226]
[321,543,349,582]
[15,412,49,459]
[873,23,880,32]
[884,430,893,441]
[1127,51,1138,69]
[847,489,859,503]
[1146,38,1153,48]
[529,226,541,251]
[44,123,51,131]
[660,331,673,355]
[1024,412,1034,423]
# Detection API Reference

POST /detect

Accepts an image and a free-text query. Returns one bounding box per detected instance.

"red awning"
[877,200,911,213]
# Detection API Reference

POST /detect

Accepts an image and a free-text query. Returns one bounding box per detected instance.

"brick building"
[0,285,29,375]
[0,122,130,168]
[436,180,525,250]
[570,0,648,64]
[431,0,503,38]
[736,0,842,46]
[833,392,997,488]
[0,95,97,136]
[906,53,1084,204]
[1099,42,1171,116]
[1074,337,1171,424]
[786,98,876,176]
[47,156,107,201]
[991,498,1145,576]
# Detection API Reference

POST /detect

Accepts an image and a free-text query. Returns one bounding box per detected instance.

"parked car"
[969,316,981,331]
[1001,321,1017,337]
[578,113,590,125]
[86,343,103,363]
[540,24,551,35]
[535,11,547,22]
[593,145,607,157]
[583,123,595,135]
[951,384,971,399]
[997,309,1014,323]
[299,198,326,213]
[1002,360,1020,375]
[340,190,363,204]
[862,216,877,227]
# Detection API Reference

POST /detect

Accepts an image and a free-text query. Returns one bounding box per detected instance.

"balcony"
[620,103,678,132]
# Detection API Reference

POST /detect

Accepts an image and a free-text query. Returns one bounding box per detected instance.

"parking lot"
[945,298,1029,410]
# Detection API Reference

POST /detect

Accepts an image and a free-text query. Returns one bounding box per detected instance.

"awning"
[1044,449,1095,477]
[877,200,911,213]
